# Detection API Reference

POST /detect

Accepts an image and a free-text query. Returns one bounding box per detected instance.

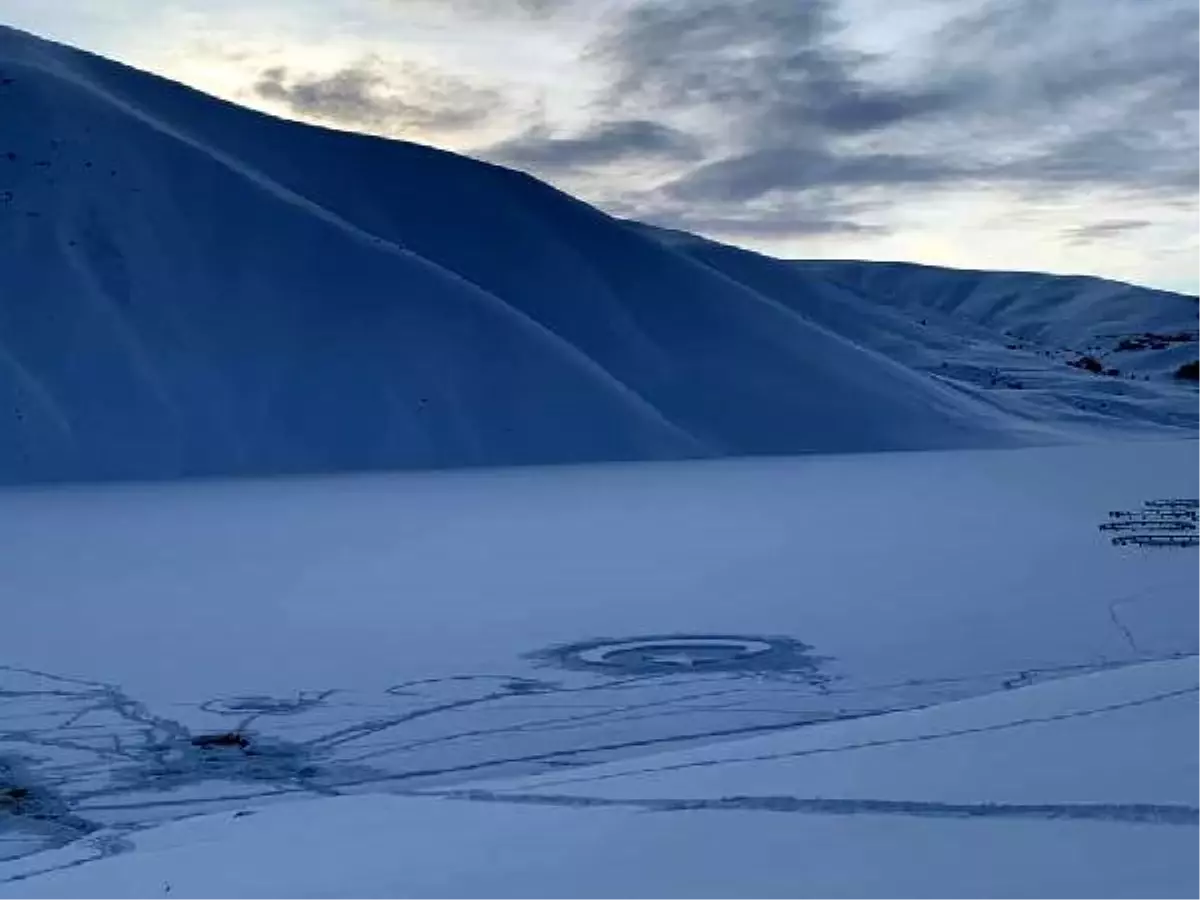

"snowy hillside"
[636,225,1199,435]
[1,24,1196,484]
[804,260,1198,377]
[0,439,1196,895]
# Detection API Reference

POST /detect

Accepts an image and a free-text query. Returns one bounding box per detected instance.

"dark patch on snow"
[0,757,99,862]
[190,732,249,750]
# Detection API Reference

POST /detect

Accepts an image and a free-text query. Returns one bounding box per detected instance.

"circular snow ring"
[201,693,328,717]
[527,634,828,678]
[574,637,774,666]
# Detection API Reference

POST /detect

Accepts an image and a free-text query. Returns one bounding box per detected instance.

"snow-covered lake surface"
[1,440,1196,896]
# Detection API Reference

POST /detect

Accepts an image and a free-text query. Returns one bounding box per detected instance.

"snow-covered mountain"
[1,25,1195,484]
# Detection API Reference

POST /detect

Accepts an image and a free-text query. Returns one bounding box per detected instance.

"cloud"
[377,0,570,19]
[236,0,1194,263]
[1062,219,1154,244]
[486,119,704,170]
[591,0,965,139]
[662,147,966,203]
[646,210,885,239]
[991,127,1197,197]
[475,0,966,220]
[252,57,501,134]
[605,182,887,240]
[564,0,1197,231]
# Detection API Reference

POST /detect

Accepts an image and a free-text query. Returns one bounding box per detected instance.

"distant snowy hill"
[1,25,1196,484]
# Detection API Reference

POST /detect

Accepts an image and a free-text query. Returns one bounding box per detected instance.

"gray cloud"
[605,183,887,240]
[645,210,884,239]
[554,0,1197,231]
[378,0,570,18]
[960,2,1192,135]
[253,58,500,133]
[591,0,964,139]
[354,0,1196,248]
[663,147,966,203]
[991,127,1198,198]
[487,120,704,170]
[475,0,966,230]
[1063,219,1154,244]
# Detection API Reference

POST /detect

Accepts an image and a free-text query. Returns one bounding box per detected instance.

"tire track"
[428,789,1200,826]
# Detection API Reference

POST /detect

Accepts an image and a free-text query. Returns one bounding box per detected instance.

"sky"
[3,0,1197,293]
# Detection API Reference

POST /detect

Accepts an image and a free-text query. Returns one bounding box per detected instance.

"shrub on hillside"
[1171,362,1200,381]
[1068,355,1104,374]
